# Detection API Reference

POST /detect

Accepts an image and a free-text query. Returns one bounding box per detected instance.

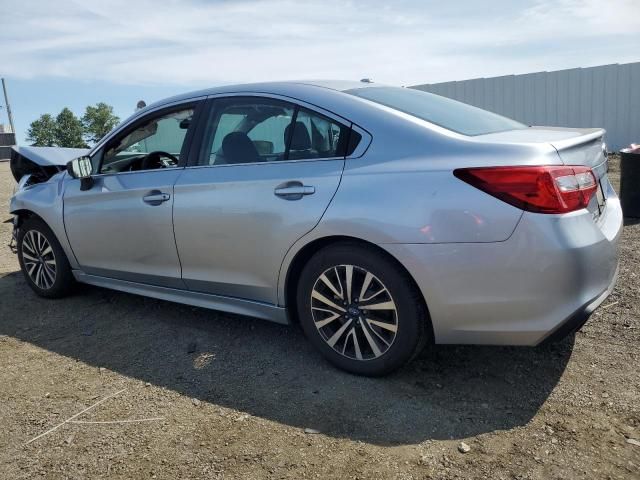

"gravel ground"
[0,157,638,479]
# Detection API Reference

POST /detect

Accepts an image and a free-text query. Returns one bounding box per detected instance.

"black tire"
[296,243,429,376]
[17,217,75,298]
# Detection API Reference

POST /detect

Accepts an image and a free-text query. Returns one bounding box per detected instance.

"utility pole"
[1,78,16,136]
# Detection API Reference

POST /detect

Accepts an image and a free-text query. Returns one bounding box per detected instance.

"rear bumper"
[539,261,618,344]
[381,183,623,346]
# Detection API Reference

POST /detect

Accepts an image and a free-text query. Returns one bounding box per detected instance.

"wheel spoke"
[366,319,392,347]
[23,233,37,255]
[312,306,338,315]
[327,319,353,348]
[22,251,38,262]
[41,263,55,286]
[35,265,44,288]
[43,267,51,289]
[341,328,352,355]
[27,262,37,276]
[359,271,373,302]
[41,245,53,256]
[350,328,363,360]
[361,300,396,311]
[360,287,385,303]
[43,259,56,274]
[333,267,344,299]
[314,312,341,328]
[311,290,346,313]
[360,320,383,358]
[342,327,363,360]
[41,268,51,288]
[345,265,353,303]
[36,231,45,251]
[319,273,343,300]
[366,318,398,333]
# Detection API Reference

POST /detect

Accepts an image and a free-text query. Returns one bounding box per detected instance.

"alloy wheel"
[310,264,398,361]
[21,230,57,290]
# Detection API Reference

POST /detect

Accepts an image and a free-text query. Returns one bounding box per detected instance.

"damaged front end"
[10,145,90,185]
[8,145,89,255]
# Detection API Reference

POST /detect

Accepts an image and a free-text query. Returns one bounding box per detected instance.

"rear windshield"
[345,86,526,136]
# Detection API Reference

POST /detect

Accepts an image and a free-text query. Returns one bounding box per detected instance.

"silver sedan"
[9,81,622,376]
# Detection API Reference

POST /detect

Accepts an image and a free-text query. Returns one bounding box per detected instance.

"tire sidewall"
[297,244,425,376]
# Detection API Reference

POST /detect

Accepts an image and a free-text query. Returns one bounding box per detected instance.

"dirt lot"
[0,157,638,479]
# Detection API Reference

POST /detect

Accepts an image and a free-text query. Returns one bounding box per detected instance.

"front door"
[63,103,199,288]
[173,96,351,303]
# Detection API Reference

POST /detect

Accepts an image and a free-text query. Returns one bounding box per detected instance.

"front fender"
[9,172,79,269]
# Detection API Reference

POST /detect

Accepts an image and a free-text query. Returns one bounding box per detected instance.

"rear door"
[173,96,351,304]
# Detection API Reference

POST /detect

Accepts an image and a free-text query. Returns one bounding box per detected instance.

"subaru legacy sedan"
[9,81,622,376]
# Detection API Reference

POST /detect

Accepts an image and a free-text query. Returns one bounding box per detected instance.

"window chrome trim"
[183,156,345,171]
[206,91,350,127]
[90,165,185,179]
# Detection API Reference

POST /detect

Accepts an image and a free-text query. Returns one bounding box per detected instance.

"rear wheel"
[17,217,74,298]
[297,243,428,376]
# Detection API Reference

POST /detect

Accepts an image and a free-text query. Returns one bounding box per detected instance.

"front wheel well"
[283,235,434,340]
[11,209,40,226]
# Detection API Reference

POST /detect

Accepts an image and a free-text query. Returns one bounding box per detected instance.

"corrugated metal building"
[412,62,640,152]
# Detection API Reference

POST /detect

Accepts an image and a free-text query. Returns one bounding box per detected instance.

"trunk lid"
[475,126,607,171]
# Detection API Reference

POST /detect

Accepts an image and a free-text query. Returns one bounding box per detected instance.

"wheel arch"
[11,208,41,226]
[282,235,434,340]
[10,207,80,270]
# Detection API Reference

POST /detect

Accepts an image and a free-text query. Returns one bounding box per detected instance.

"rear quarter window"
[346,86,526,136]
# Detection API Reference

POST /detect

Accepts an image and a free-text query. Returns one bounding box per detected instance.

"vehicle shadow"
[0,270,573,446]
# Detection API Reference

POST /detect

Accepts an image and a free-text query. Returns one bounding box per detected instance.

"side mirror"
[67,156,94,191]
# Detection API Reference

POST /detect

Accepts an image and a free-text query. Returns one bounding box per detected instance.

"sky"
[0,0,639,145]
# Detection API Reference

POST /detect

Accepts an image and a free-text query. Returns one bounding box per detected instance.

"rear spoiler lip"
[548,128,605,152]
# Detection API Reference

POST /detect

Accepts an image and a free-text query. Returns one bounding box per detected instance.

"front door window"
[100,107,194,174]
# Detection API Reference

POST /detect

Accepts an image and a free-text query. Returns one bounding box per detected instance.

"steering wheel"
[140,151,179,170]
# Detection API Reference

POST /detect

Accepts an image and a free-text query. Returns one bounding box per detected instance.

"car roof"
[141,80,386,112]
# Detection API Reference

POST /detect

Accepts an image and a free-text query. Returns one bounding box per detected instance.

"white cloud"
[0,0,638,86]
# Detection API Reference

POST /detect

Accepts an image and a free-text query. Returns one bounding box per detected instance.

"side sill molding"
[73,271,289,325]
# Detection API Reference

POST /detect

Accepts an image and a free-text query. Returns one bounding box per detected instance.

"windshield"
[346,86,526,136]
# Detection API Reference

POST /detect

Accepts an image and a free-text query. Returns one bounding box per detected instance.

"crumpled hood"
[10,145,90,182]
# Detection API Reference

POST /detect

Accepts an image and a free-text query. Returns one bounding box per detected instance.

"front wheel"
[17,217,75,298]
[297,243,429,376]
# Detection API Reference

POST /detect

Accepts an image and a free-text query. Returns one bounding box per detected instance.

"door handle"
[274,183,315,200]
[143,191,171,206]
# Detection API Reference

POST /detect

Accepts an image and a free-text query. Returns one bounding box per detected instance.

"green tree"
[82,102,120,144]
[26,114,57,146]
[54,108,86,148]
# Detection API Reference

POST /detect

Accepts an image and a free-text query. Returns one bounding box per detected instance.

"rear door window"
[200,98,294,165]
[198,97,358,165]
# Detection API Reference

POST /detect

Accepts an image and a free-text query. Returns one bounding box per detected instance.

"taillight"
[453,165,597,214]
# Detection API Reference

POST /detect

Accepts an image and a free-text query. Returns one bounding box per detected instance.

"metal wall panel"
[412,62,640,151]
